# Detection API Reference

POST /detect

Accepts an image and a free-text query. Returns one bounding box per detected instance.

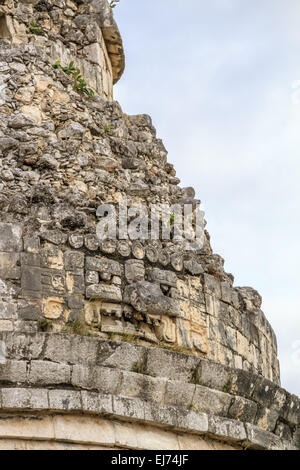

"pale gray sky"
[114,0,300,396]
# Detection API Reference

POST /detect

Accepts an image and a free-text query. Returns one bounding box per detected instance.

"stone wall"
[0,219,280,384]
[0,0,298,451]
[0,0,125,100]
[0,333,298,450]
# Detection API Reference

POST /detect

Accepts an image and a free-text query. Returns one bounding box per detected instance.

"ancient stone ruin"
[0,0,298,450]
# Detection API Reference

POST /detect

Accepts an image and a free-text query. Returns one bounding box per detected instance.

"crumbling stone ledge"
[0,332,299,450]
[0,389,296,450]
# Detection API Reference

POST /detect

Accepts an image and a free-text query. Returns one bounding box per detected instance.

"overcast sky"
[113,0,300,396]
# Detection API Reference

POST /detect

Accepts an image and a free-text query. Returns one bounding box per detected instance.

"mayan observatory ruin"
[0,0,298,452]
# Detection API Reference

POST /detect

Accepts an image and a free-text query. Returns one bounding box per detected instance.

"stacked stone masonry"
[0,0,124,100]
[0,0,298,450]
[0,333,299,450]
[0,333,300,450]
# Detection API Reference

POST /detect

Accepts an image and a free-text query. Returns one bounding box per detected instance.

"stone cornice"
[92,0,125,84]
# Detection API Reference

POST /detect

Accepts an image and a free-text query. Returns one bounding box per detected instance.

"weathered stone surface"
[193,386,232,417]
[0,0,295,452]
[1,388,49,410]
[0,224,22,252]
[28,361,71,386]
[147,268,177,287]
[86,257,123,276]
[208,416,247,442]
[124,281,180,317]
[86,284,122,302]
[125,260,145,283]
[49,390,82,411]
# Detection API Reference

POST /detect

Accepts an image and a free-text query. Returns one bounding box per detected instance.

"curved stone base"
[0,333,298,450]
[0,412,241,451]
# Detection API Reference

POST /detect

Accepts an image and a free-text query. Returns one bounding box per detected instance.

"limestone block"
[72,364,121,395]
[176,318,192,349]
[44,334,98,365]
[0,302,17,320]
[132,242,145,259]
[184,258,204,275]
[21,266,41,291]
[192,385,232,417]
[41,246,64,270]
[245,423,285,450]
[84,300,101,326]
[125,259,145,283]
[176,279,190,299]
[255,407,279,432]
[0,253,20,279]
[208,415,247,441]
[81,391,113,415]
[54,414,115,446]
[192,328,209,355]
[49,390,82,411]
[156,316,177,344]
[0,320,13,331]
[84,235,99,251]
[236,331,250,359]
[124,281,180,317]
[164,380,195,408]
[2,332,45,361]
[135,424,180,451]
[66,272,84,294]
[146,348,200,382]
[221,282,240,309]
[101,316,124,334]
[203,274,221,298]
[28,361,71,386]
[64,251,84,270]
[85,270,99,285]
[23,237,40,254]
[86,256,123,276]
[147,268,177,287]
[86,284,122,302]
[100,342,145,371]
[228,396,257,424]
[113,395,145,421]
[1,388,49,410]
[199,360,233,392]
[120,371,167,405]
[174,409,209,434]
[68,234,84,249]
[0,360,27,384]
[42,297,64,319]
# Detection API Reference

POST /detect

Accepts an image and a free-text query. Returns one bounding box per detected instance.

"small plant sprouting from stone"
[223,379,232,394]
[68,319,89,335]
[52,61,95,98]
[29,21,46,36]
[131,361,147,375]
[131,361,156,377]
[187,403,196,411]
[120,333,135,343]
[169,213,175,225]
[37,318,52,332]
[110,0,120,9]
[104,123,111,134]
[189,367,201,385]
